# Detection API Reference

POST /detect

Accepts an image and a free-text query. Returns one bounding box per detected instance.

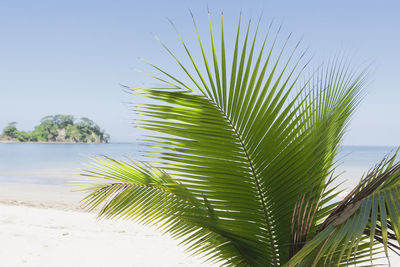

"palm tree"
[81,13,400,266]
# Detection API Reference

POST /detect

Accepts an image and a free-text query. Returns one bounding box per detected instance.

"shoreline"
[0,140,108,144]
[0,182,86,211]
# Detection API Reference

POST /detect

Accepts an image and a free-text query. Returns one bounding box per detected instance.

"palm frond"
[82,157,258,266]
[79,12,399,267]
[287,152,400,266]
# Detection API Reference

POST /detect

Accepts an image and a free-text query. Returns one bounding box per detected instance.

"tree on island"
[0,115,109,143]
[2,122,18,138]
[81,14,400,266]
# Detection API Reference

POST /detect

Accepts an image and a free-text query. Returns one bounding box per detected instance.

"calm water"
[0,143,397,189]
[0,143,141,185]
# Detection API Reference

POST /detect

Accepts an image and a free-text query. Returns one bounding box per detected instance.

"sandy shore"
[0,183,84,210]
[1,183,399,266]
[0,183,216,267]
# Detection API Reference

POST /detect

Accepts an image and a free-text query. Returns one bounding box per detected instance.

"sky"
[0,0,399,145]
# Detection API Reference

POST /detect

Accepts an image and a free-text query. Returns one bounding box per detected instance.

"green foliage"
[81,14,400,266]
[1,115,109,143]
[2,124,18,138]
[14,131,29,142]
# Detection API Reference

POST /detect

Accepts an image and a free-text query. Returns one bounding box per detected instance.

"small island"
[0,115,110,144]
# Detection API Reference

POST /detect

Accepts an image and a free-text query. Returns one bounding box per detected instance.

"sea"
[0,143,397,191]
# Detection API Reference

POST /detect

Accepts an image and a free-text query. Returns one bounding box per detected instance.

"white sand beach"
[0,183,216,267]
[1,183,399,266]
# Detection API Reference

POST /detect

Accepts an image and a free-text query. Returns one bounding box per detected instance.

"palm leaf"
[287,153,400,266]
[82,157,255,266]
[81,13,400,266]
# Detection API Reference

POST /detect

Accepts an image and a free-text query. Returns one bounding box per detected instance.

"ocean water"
[0,143,141,185]
[0,143,397,188]
[336,145,398,190]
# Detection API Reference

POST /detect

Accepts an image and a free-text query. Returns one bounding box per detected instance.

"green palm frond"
[81,13,400,266]
[82,157,254,265]
[287,153,400,266]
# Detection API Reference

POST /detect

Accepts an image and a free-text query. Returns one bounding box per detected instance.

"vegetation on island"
[81,14,400,266]
[1,115,109,143]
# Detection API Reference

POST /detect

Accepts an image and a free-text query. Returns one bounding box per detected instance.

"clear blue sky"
[0,0,399,145]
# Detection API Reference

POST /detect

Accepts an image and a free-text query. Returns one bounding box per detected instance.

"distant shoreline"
[0,139,108,144]
[0,140,395,147]
[1,115,109,144]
